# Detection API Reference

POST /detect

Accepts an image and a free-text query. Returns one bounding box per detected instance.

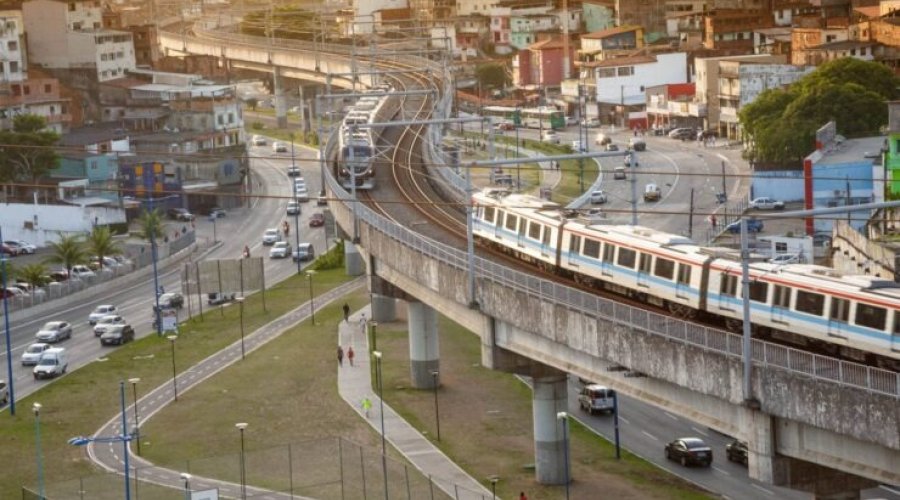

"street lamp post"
[235,422,248,500]
[1,228,16,415]
[236,297,245,359]
[180,473,192,500]
[290,134,301,274]
[557,411,570,500]
[168,335,178,401]
[33,403,44,500]
[373,351,388,500]
[430,370,440,441]
[211,214,218,244]
[370,321,378,352]
[128,377,142,455]
[305,270,316,325]
[488,476,499,500]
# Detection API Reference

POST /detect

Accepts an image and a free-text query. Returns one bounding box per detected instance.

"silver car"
[21,343,51,366]
[269,241,292,259]
[93,314,127,336]
[35,321,73,343]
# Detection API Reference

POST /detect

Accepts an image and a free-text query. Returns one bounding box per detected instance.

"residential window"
[9,61,16,73]
[116,51,124,59]
[228,112,234,123]
[617,67,634,77]
[23,85,29,95]
[217,114,224,125]
[775,242,787,252]
[68,2,76,11]
[597,68,616,78]
[7,40,16,51]
[44,84,51,93]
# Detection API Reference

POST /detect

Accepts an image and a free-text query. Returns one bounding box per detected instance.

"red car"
[309,213,325,227]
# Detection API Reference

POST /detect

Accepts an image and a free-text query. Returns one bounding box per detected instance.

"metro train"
[334,84,395,190]
[472,188,900,370]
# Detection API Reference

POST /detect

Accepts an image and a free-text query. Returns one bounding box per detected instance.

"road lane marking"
[618,416,630,425]
[712,466,730,475]
[691,426,708,436]
[664,412,678,421]
[641,431,658,441]
[751,484,775,496]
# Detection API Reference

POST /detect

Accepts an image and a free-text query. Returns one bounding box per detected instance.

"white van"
[578,384,616,415]
[33,348,68,380]
[594,133,611,146]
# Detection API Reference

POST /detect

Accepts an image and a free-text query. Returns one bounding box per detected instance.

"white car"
[269,241,292,259]
[541,131,560,144]
[749,197,785,210]
[262,228,281,245]
[286,201,301,215]
[21,343,51,366]
[70,265,96,279]
[272,142,288,153]
[89,304,118,324]
[590,190,608,205]
[295,187,310,202]
[35,321,73,343]
[12,240,36,254]
[93,314,127,336]
[252,135,267,146]
[571,140,586,153]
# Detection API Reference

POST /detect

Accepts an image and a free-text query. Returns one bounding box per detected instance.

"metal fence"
[22,437,493,500]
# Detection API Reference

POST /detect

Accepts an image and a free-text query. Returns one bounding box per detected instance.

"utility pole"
[846,175,852,223]
[630,152,638,225]
[721,161,727,202]
[688,188,694,238]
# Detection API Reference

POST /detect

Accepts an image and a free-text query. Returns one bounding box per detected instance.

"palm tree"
[85,226,123,272]
[16,263,47,303]
[136,209,165,242]
[44,233,88,279]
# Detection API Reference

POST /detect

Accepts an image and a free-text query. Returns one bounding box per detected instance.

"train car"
[335,90,393,190]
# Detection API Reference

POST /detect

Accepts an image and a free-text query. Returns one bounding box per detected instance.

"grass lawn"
[0,264,355,499]
[375,316,714,500]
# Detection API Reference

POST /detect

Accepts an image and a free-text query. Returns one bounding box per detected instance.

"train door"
[540,224,552,258]
[716,272,739,309]
[771,285,791,325]
[675,263,692,301]
[893,311,900,354]
[495,210,507,240]
[826,297,850,339]
[516,216,527,248]
[567,234,581,267]
[637,253,652,288]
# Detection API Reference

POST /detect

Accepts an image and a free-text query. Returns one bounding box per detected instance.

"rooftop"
[59,123,129,147]
[808,40,877,51]
[815,135,885,166]
[581,54,657,68]
[582,25,641,40]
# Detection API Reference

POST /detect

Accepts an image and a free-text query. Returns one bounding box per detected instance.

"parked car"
[1,287,25,298]
[262,228,282,245]
[577,384,616,415]
[70,265,97,279]
[35,321,73,343]
[287,165,301,177]
[643,183,661,202]
[21,343,52,366]
[292,243,315,262]
[100,324,135,346]
[665,437,713,467]
[295,187,310,202]
[541,131,560,144]
[749,197,785,210]
[605,143,619,152]
[629,137,646,151]
[208,207,227,218]
[590,190,608,205]
[272,142,288,153]
[309,213,325,227]
[207,292,236,305]
[725,439,748,465]
[251,135,267,146]
[89,304,118,324]
[581,117,600,128]
[167,208,195,221]
[93,314,127,336]
[269,241,292,259]
[156,292,184,309]
[33,347,68,379]
[0,242,17,256]
[48,270,68,282]
[0,379,7,405]
[4,240,36,254]
[725,218,764,234]
[286,201,301,215]
[90,256,120,270]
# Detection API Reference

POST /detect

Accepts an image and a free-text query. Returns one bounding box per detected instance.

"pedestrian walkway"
[336,308,493,500]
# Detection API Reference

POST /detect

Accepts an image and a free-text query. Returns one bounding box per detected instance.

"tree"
[0,114,60,183]
[796,57,900,101]
[16,263,48,302]
[85,226,123,272]
[245,97,258,111]
[44,233,88,278]
[475,63,509,91]
[136,209,165,242]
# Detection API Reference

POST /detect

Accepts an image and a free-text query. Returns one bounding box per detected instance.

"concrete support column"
[273,66,287,128]
[408,301,439,389]
[370,294,396,323]
[345,243,364,276]
[747,410,781,485]
[532,369,568,484]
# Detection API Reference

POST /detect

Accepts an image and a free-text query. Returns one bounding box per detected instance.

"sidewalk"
[336,308,493,500]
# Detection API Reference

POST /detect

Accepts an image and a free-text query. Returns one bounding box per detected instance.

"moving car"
[156,292,184,309]
[665,437,713,467]
[725,439,748,465]
[541,131,560,144]
[167,208,195,221]
[252,135,267,146]
[0,379,7,405]
[35,321,73,343]
[208,207,227,218]
[262,228,281,245]
[207,292,236,305]
[93,314,127,336]
[613,166,627,180]
[629,137,646,151]
[89,304,118,324]
[668,128,696,140]
[309,213,325,227]
[269,241,292,259]
[749,197,785,210]
[272,142,288,153]
[100,324,135,346]
[589,190,608,205]
[643,183,661,202]
[295,187,310,202]
[21,343,51,366]
[725,218,764,234]
[286,201,301,215]
[33,348,68,379]
[4,240,35,254]
[292,243,315,262]
[317,195,328,206]
[605,143,619,152]
[287,166,301,177]
[577,384,615,415]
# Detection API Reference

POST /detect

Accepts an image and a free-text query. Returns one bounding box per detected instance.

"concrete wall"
[0,202,126,246]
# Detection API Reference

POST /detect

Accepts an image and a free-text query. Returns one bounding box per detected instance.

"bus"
[481,106,521,126]
[520,107,565,130]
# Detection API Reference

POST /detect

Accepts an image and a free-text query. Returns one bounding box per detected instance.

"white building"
[0,11,25,84]
[352,0,409,34]
[23,0,136,82]
[457,0,499,17]
[587,52,688,106]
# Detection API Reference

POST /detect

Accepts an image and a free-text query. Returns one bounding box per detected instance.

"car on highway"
[35,321,73,343]
[89,304,119,324]
[93,314,127,336]
[33,347,68,379]
[207,292,236,305]
[156,292,184,309]
[749,197,785,210]
[269,241,292,259]
[262,228,282,245]
[295,187,310,202]
[589,190,608,205]
[577,384,615,415]
[287,165,301,177]
[251,135,267,146]
[294,178,307,190]
[613,166,627,180]
[725,218,764,234]
[272,142,288,153]
[581,117,600,128]
[286,201,301,215]
[605,143,619,152]
[309,213,325,227]
[21,343,52,366]
[292,242,315,262]
[725,439,748,465]
[167,208,195,221]
[4,240,36,254]
[541,131,560,144]
[643,183,661,202]
[0,379,7,405]
[665,437,713,467]
[100,324,135,346]
[629,137,646,151]
[317,195,327,206]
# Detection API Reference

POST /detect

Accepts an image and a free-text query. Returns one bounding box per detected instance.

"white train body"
[336,86,394,190]
[472,189,900,366]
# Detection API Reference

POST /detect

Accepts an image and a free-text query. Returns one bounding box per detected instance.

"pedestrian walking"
[337,346,344,366]
[359,313,367,335]
[519,492,528,500]
[347,346,355,366]
[710,214,717,229]
[362,397,372,418]
[342,303,350,323]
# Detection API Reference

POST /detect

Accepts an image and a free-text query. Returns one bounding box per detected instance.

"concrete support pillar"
[345,242,364,276]
[747,410,782,485]
[273,67,287,128]
[408,301,439,389]
[370,293,396,323]
[532,369,568,485]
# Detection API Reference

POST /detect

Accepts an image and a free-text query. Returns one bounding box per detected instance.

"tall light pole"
[236,297,245,359]
[373,351,388,500]
[488,476,499,500]
[557,411,570,500]
[235,422,248,500]
[1,226,15,416]
[305,270,316,325]
[180,472,192,500]
[370,321,378,352]
[128,377,142,455]
[119,381,132,500]
[168,335,178,401]
[290,134,301,274]
[149,199,162,337]
[430,370,440,441]
[33,402,44,500]
[514,105,520,190]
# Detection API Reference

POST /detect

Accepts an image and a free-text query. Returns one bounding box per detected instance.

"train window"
[483,206,495,224]
[773,285,791,309]
[638,253,652,274]
[855,303,886,330]
[528,221,541,240]
[719,274,738,297]
[602,243,615,263]
[795,291,825,316]
[894,312,900,334]
[654,258,675,280]
[583,239,600,259]
[676,264,691,285]
[569,235,581,253]
[617,248,636,268]
[748,281,768,302]
[830,297,850,323]
[505,214,517,232]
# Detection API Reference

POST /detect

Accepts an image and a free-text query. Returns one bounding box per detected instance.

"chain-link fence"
[23,437,494,500]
